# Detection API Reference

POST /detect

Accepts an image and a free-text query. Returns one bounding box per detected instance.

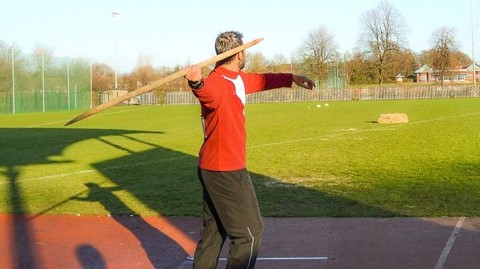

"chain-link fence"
[162,85,480,106]
[0,49,91,114]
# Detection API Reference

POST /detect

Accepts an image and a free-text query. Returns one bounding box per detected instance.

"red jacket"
[192,66,293,171]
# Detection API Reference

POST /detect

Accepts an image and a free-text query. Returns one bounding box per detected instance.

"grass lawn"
[0,98,479,217]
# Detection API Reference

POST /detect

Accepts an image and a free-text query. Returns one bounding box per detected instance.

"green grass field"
[1,98,479,217]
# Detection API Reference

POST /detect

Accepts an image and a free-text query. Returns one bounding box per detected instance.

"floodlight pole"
[112,12,120,90]
[471,0,477,90]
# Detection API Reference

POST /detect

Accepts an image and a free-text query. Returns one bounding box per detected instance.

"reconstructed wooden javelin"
[65,38,264,126]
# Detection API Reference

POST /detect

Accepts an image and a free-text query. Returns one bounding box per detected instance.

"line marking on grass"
[28,120,70,127]
[248,111,480,149]
[29,107,148,127]
[0,156,190,185]
[247,127,397,149]
[410,112,480,125]
[0,107,150,130]
[434,217,465,269]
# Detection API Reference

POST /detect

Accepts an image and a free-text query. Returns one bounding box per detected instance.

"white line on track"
[219,257,328,261]
[185,256,328,261]
[434,217,465,269]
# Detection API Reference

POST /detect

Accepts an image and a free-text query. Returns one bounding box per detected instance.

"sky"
[2,0,479,73]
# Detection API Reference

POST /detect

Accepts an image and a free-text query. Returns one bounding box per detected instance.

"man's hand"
[293,75,315,90]
[185,65,203,82]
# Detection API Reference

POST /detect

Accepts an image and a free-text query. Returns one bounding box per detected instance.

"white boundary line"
[0,156,189,185]
[434,217,465,269]
[247,126,397,149]
[0,106,149,130]
[247,111,480,150]
[185,256,328,262]
[221,257,328,261]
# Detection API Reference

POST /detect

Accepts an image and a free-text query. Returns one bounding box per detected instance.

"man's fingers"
[185,65,203,81]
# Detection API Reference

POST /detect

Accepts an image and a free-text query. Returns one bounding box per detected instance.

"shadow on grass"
[1,127,478,267]
[0,127,162,269]
[92,145,397,218]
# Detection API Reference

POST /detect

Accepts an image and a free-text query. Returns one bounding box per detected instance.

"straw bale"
[378,113,409,124]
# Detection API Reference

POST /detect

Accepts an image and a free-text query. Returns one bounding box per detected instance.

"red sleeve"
[191,76,223,110]
[241,72,293,94]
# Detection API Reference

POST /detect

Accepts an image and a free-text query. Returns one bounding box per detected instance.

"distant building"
[415,64,435,83]
[415,63,480,83]
[395,74,405,83]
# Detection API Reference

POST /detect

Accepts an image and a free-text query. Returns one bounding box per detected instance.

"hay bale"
[378,113,409,124]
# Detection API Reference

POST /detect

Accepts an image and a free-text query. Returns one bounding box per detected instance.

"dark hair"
[215,31,244,66]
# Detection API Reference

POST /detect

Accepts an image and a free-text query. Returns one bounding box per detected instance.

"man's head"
[215,31,245,69]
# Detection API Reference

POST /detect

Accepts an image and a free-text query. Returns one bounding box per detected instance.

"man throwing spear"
[185,30,315,269]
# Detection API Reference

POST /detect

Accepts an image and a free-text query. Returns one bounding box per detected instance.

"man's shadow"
[75,182,189,269]
[75,244,106,269]
[0,127,162,269]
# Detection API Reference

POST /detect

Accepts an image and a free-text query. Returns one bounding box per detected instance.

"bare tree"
[32,43,54,74]
[129,54,159,89]
[0,40,11,92]
[418,49,471,70]
[245,51,269,73]
[345,51,373,85]
[389,49,417,81]
[92,63,114,92]
[298,25,338,84]
[430,27,458,85]
[359,0,407,85]
[269,53,289,72]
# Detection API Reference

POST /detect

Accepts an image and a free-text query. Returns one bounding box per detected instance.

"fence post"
[11,47,16,114]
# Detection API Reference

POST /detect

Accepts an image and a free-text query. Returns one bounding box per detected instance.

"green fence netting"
[1,51,91,114]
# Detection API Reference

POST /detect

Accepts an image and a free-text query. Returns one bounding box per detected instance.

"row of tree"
[0,1,473,96]
[298,1,472,86]
[112,1,472,90]
[0,41,90,94]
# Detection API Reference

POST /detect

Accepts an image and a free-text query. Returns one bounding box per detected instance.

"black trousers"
[193,168,264,269]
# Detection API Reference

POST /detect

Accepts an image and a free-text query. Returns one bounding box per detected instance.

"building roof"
[465,63,480,72]
[415,64,434,74]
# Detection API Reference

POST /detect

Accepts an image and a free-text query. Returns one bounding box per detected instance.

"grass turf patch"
[0,98,479,217]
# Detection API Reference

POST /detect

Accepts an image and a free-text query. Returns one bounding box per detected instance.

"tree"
[359,0,407,85]
[345,51,373,85]
[92,63,114,92]
[389,49,418,81]
[298,25,338,84]
[123,54,164,93]
[430,27,459,84]
[269,53,289,72]
[32,44,54,92]
[245,51,269,73]
[418,49,471,70]
[0,40,11,93]
[132,54,158,87]
[32,44,53,72]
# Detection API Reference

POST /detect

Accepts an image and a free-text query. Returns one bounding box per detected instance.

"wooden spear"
[65,38,264,126]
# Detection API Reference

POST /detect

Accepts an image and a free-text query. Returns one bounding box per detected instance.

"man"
[185,31,315,269]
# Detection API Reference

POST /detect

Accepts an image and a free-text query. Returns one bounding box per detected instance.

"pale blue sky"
[2,0,478,72]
